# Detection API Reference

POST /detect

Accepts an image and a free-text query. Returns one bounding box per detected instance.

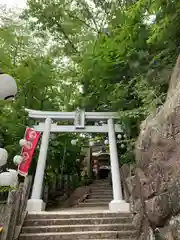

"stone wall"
[125,54,180,239]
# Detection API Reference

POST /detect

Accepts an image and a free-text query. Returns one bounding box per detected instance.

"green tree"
[0,7,81,170]
[1,0,180,172]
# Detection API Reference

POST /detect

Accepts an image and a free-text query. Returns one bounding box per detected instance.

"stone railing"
[0,176,32,240]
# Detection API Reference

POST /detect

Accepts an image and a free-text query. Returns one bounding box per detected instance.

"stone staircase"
[19,212,136,239]
[19,179,136,239]
[75,179,113,209]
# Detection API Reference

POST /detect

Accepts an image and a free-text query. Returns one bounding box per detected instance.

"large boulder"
[61,185,90,208]
[126,54,180,238]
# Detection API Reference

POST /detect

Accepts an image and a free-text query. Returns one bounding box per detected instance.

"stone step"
[90,182,111,185]
[90,189,112,193]
[22,224,135,233]
[93,179,109,183]
[27,212,131,220]
[19,230,136,239]
[91,192,112,196]
[89,194,112,199]
[91,185,111,188]
[88,192,113,198]
[93,179,109,182]
[90,188,112,192]
[88,193,113,199]
[76,202,109,208]
[26,212,131,220]
[90,191,112,194]
[85,199,111,203]
[24,217,133,227]
[91,189,112,193]
[90,184,111,187]
[89,191,112,195]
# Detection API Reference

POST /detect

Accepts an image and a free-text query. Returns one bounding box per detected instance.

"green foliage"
[0,8,81,172]
[0,0,180,175]
[0,186,16,193]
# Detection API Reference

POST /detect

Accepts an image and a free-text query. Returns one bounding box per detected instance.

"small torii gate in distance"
[26,108,130,213]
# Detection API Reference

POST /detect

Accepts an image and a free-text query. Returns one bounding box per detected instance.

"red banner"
[18,128,41,176]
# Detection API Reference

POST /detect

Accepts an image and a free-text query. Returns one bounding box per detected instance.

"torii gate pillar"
[27,117,51,212]
[108,118,129,212]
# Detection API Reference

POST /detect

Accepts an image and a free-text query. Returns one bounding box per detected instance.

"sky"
[0,0,27,8]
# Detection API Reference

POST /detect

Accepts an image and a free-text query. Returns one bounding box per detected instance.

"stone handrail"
[0,176,32,240]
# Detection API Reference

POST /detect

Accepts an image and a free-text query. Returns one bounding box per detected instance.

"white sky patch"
[0,0,27,8]
[144,14,156,25]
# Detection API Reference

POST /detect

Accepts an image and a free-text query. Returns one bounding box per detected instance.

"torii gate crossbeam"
[33,123,122,133]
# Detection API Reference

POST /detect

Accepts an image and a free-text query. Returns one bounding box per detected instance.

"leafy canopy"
[0,0,179,172]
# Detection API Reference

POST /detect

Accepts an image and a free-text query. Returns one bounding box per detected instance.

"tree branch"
[12,37,21,67]
[66,11,97,33]
[78,0,99,32]
[55,21,79,54]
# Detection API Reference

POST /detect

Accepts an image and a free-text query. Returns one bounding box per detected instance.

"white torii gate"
[26,108,129,213]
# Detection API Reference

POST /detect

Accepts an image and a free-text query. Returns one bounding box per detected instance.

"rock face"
[61,185,90,208]
[126,54,180,239]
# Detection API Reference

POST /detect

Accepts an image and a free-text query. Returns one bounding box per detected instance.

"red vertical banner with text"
[18,128,41,176]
